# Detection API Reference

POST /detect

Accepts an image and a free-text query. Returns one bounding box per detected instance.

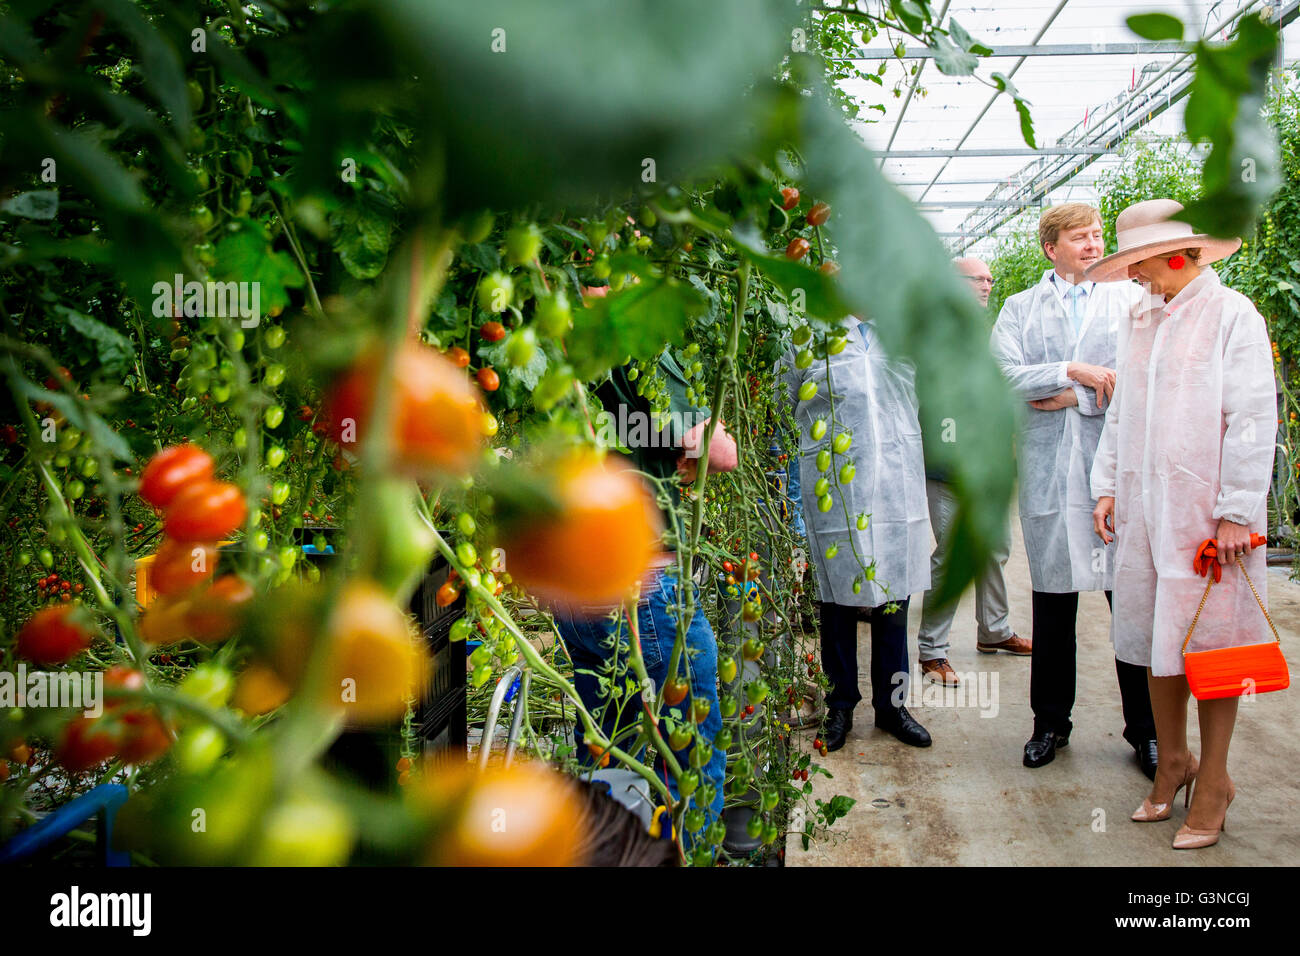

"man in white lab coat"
[990,204,1157,775]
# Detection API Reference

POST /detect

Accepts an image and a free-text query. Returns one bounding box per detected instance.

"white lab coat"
[991,269,1141,592]
[1090,269,1276,675]
[782,317,931,607]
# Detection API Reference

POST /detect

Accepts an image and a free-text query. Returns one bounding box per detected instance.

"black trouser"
[820,598,911,716]
[1029,590,1155,746]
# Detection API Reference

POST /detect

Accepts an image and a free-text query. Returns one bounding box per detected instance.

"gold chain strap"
[1182,555,1281,656]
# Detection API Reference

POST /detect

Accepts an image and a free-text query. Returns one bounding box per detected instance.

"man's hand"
[1093,495,1115,545]
[1029,389,1079,411]
[677,418,738,485]
[1067,362,1115,408]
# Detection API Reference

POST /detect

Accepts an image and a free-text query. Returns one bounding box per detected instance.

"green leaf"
[212,226,305,316]
[947,19,991,56]
[1176,16,1281,237]
[929,32,978,76]
[1126,13,1184,42]
[730,226,851,322]
[59,307,133,375]
[14,380,132,463]
[321,0,799,212]
[567,279,707,380]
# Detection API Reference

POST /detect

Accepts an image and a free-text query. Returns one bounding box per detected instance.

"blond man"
[990,204,1157,775]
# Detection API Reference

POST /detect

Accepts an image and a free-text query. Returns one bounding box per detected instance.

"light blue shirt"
[1050,271,1094,337]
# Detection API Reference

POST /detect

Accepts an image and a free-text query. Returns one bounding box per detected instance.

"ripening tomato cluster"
[136,444,253,646]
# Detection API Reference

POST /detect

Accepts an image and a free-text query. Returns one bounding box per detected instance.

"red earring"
[1168,254,1186,270]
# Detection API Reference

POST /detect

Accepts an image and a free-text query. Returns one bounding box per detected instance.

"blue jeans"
[551,569,726,837]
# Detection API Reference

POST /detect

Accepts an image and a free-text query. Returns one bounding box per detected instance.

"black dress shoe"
[1135,738,1159,781]
[874,706,932,747]
[823,708,853,753]
[1024,730,1065,768]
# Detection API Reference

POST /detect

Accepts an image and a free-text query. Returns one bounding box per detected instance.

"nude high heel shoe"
[1131,758,1198,823]
[1172,780,1235,849]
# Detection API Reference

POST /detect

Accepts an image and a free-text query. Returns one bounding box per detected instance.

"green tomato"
[477,272,514,314]
[49,525,67,544]
[591,256,611,280]
[795,349,814,370]
[179,663,235,711]
[250,794,355,867]
[677,769,700,797]
[762,822,780,845]
[229,149,253,178]
[211,383,231,404]
[839,463,856,484]
[720,694,738,717]
[264,405,284,429]
[505,327,538,368]
[816,449,831,472]
[312,532,328,551]
[57,427,82,452]
[746,814,764,839]
[810,419,827,441]
[18,551,32,567]
[866,564,877,581]
[827,334,848,355]
[813,477,830,497]
[668,725,692,751]
[235,188,253,216]
[456,513,477,537]
[65,479,85,500]
[264,326,286,349]
[192,204,215,232]
[54,453,71,469]
[271,480,291,505]
[278,546,298,570]
[817,493,834,513]
[264,364,286,388]
[252,530,269,552]
[470,664,493,688]
[265,445,286,469]
[792,325,812,346]
[229,330,245,351]
[505,222,543,265]
[173,725,226,775]
[38,548,54,568]
[833,432,852,454]
[852,579,863,594]
[463,210,495,244]
[761,788,779,811]
[718,655,737,684]
[535,292,572,338]
[713,728,733,751]
[233,427,248,448]
[706,820,726,845]
[824,543,839,560]
[683,807,706,834]
[797,381,818,401]
[456,541,477,567]
[186,79,205,111]
[745,679,770,705]
[449,618,473,642]
[857,513,870,531]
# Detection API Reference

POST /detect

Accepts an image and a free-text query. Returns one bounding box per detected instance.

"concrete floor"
[786,503,1300,866]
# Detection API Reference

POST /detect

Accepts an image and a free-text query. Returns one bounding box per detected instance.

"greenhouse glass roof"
[835,0,1300,257]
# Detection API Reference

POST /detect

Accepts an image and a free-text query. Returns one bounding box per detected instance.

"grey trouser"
[917,478,1014,660]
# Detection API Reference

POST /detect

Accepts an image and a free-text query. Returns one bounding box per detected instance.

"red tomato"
[56,717,120,772]
[325,342,486,475]
[118,711,172,764]
[480,321,507,342]
[785,238,810,260]
[103,666,145,709]
[476,367,500,392]
[435,580,460,607]
[163,481,247,541]
[807,201,831,226]
[16,606,92,665]
[185,575,255,642]
[139,445,215,509]
[781,187,800,210]
[149,537,219,597]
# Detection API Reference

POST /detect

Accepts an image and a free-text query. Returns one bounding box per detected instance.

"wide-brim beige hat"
[1085,198,1242,283]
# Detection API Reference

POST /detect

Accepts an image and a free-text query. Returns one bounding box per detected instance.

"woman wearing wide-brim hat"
[1086,198,1277,849]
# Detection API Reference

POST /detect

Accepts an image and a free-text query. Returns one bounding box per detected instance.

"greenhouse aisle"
[786,501,1300,867]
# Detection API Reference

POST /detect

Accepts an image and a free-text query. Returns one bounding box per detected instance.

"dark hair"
[571,778,678,867]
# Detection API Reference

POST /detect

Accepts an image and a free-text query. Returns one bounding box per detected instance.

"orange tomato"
[148,538,219,597]
[164,481,247,541]
[118,711,173,764]
[139,594,194,645]
[504,451,661,605]
[321,581,429,725]
[185,574,254,642]
[232,663,292,715]
[325,342,484,475]
[413,762,583,867]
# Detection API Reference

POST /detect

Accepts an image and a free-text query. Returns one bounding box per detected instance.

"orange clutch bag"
[1182,556,1290,701]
